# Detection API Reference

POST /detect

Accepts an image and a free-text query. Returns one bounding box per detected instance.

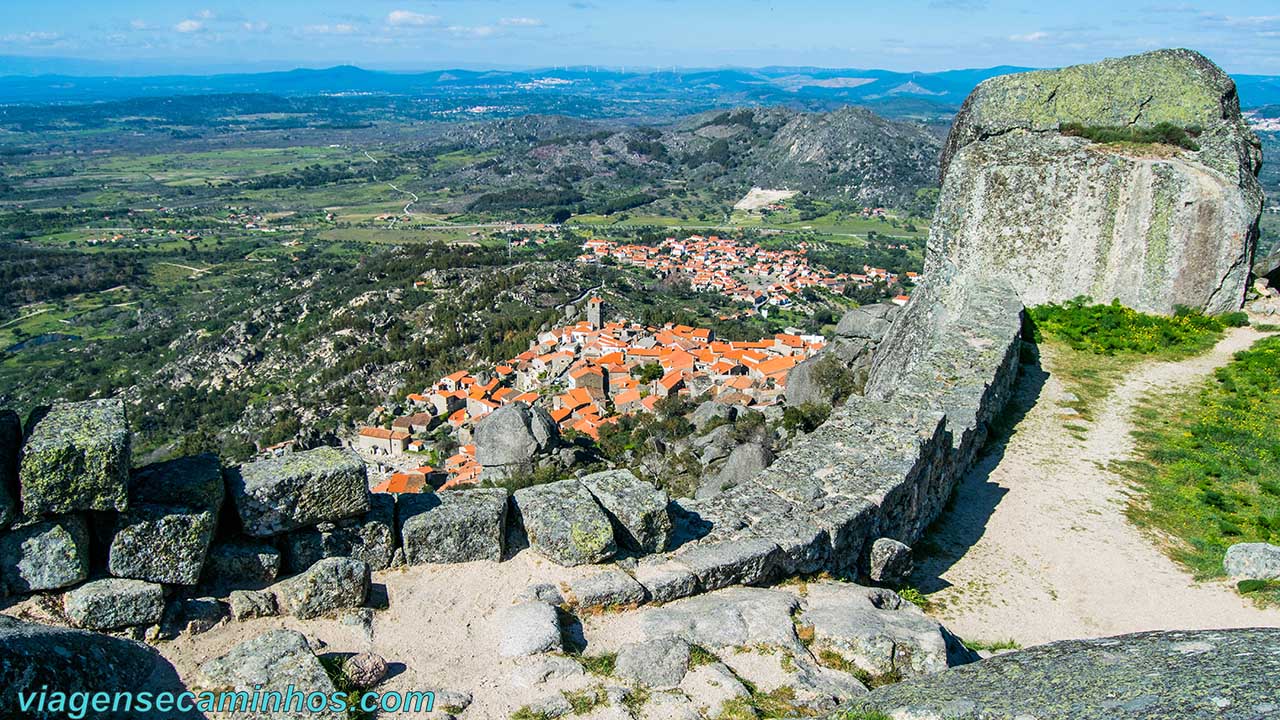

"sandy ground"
[914,326,1280,646]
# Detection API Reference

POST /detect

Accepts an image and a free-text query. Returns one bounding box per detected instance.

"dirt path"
[915,326,1280,646]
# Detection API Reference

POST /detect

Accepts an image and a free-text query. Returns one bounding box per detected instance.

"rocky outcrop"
[932,49,1262,315]
[474,403,559,479]
[226,446,370,537]
[0,616,162,720]
[19,399,131,515]
[843,628,1280,720]
[868,538,913,585]
[108,453,224,585]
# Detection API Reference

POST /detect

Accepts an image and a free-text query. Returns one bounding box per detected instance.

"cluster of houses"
[354,298,825,491]
[578,235,912,309]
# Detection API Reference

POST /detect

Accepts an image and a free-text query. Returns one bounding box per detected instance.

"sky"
[1,1,1278,76]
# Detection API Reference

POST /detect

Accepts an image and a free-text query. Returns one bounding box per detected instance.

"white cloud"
[306,23,357,35]
[1008,31,1049,42]
[129,19,151,31]
[1,31,62,45]
[242,21,269,33]
[197,9,215,20]
[500,17,545,27]
[448,25,497,38]
[175,19,205,33]
[387,10,439,27]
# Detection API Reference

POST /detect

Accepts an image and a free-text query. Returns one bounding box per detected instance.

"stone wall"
[0,266,1024,625]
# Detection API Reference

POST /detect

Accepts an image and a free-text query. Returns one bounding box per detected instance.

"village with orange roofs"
[578,234,914,310]
[348,234,913,494]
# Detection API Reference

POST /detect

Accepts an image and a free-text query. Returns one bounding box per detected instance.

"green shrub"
[1028,297,1224,356]
[1060,121,1201,151]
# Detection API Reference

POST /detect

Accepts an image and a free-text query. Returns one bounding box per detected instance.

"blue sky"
[2,1,1277,74]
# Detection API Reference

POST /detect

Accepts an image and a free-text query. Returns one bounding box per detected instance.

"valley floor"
[915,325,1280,646]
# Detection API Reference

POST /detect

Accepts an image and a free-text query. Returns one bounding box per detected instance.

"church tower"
[586,296,605,330]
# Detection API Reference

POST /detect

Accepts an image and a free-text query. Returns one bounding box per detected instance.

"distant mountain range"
[0,59,1276,117]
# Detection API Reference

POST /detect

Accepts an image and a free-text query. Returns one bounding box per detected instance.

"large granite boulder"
[0,409,19,529]
[19,399,130,516]
[1223,542,1280,581]
[0,514,89,593]
[272,556,370,620]
[931,49,1263,316]
[0,616,162,720]
[226,446,370,537]
[579,469,673,553]
[282,492,396,573]
[398,488,508,564]
[108,453,224,585]
[474,403,559,478]
[197,629,345,720]
[513,479,616,566]
[63,578,166,630]
[835,305,894,341]
[844,628,1280,720]
[700,442,773,499]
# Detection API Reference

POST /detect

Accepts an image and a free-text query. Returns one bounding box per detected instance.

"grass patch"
[688,644,719,668]
[510,707,552,720]
[718,684,818,719]
[562,686,608,715]
[962,638,1022,653]
[1121,335,1280,605]
[895,586,933,611]
[833,712,893,720]
[815,649,902,689]
[1029,298,1230,419]
[1061,121,1201,151]
[575,652,617,677]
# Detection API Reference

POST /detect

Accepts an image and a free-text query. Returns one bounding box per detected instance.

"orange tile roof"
[359,427,411,441]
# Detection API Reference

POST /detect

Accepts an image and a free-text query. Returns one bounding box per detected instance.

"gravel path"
[914,326,1280,646]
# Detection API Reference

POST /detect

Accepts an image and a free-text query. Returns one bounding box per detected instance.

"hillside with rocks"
[0,48,1276,720]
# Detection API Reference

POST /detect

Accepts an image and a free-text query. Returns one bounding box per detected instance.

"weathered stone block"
[514,479,616,566]
[19,399,130,516]
[108,453,224,585]
[635,557,699,604]
[398,488,507,565]
[228,589,278,620]
[671,538,781,591]
[0,514,89,593]
[202,540,282,589]
[283,492,396,573]
[567,567,646,609]
[579,469,672,553]
[226,446,370,537]
[272,556,369,620]
[1224,542,1280,581]
[197,629,344,720]
[64,578,165,631]
[495,601,562,657]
